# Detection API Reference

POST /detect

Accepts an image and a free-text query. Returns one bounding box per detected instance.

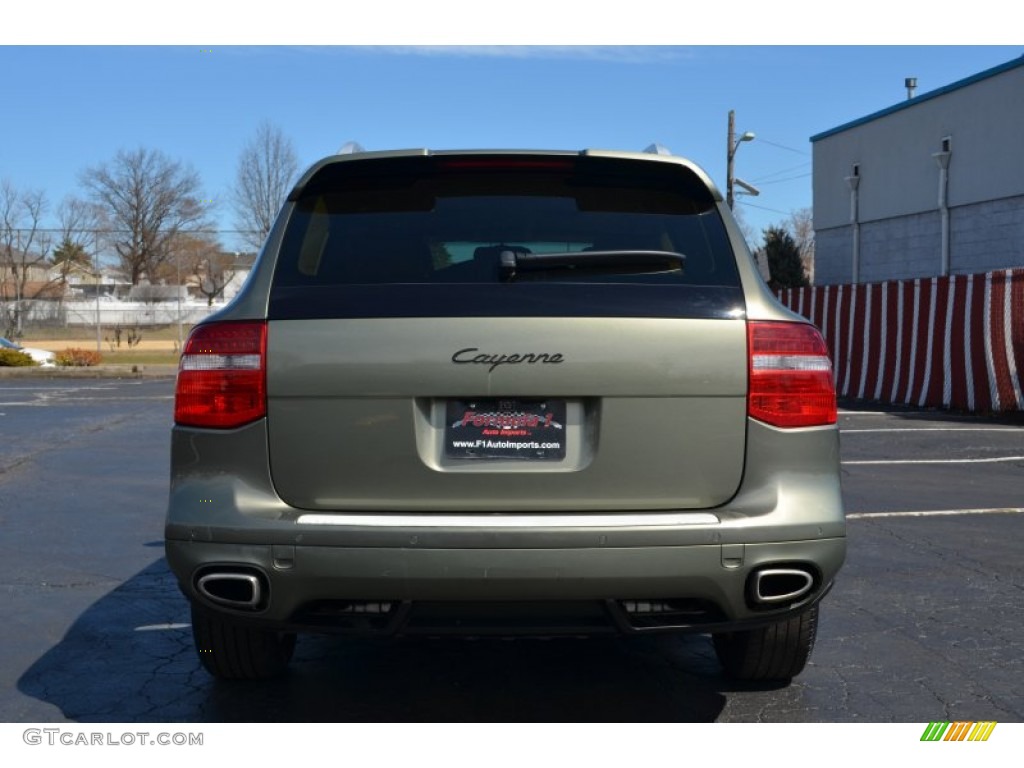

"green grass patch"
[101,349,181,366]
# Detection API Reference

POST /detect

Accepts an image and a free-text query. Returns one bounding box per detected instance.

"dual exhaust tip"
[749,567,815,607]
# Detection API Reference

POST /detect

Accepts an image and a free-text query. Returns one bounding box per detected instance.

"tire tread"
[191,603,295,680]
[713,605,818,682]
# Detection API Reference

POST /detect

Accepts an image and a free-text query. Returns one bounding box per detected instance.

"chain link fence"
[2,223,257,350]
[2,297,222,352]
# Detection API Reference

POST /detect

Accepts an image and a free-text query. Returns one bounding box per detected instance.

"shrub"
[55,348,104,367]
[0,348,36,366]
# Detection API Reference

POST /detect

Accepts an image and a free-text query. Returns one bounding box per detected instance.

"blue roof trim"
[810,55,1024,143]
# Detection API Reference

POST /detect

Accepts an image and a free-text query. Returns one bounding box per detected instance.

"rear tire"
[190,603,296,680]
[712,604,818,682]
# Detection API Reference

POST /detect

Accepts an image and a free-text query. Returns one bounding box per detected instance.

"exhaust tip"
[751,568,814,606]
[196,570,264,610]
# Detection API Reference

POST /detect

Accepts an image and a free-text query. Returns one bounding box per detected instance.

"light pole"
[94,231,102,353]
[726,109,756,209]
[176,245,183,350]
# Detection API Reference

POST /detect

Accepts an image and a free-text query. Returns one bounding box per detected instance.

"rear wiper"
[499,249,686,281]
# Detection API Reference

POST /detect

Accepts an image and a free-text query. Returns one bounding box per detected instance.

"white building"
[812,55,1024,285]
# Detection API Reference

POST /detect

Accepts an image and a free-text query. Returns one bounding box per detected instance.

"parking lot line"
[847,507,1024,519]
[841,427,1020,433]
[844,456,1024,465]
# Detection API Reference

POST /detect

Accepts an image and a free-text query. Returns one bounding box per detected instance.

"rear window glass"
[274,155,739,288]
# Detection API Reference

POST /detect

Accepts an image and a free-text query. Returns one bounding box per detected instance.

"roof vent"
[905,77,917,100]
[337,141,365,155]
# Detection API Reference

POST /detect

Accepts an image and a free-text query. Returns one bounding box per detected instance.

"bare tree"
[730,203,759,250]
[57,196,98,254]
[80,147,209,285]
[788,207,815,285]
[232,122,299,250]
[169,233,236,306]
[53,197,98,292]
[0,181,52,336]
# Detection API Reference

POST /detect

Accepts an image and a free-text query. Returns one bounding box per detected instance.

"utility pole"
[727,110,737,209]
[94,231,102,353]
[726,109,757,209]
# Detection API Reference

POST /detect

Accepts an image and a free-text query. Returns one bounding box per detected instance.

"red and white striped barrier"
[778,269,1024,412]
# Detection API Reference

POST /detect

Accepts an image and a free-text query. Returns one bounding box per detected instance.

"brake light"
[174,321,267,429]
[437,158,574,171]
[748,321,836,428]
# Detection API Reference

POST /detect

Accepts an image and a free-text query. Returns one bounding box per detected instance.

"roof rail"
[337,141,366,155]
[643,143,673,156]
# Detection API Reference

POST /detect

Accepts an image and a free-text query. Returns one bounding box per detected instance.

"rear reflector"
[174,321,267,429]
[748,321,836,428]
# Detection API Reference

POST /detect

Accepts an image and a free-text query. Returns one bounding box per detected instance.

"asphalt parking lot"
[0,379,1021,722]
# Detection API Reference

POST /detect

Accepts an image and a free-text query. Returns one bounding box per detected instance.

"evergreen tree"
[52,236,91,267]
[761,226,809,289]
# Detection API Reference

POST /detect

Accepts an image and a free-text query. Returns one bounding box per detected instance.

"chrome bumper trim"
[295,512,720,528]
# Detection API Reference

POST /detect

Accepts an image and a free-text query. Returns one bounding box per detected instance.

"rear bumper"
[166,536,844,634]
[165,417,845,635]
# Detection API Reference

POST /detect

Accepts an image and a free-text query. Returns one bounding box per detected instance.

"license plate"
[444,399,566,460]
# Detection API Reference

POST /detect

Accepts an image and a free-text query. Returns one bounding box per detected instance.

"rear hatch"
[265,152,748,512]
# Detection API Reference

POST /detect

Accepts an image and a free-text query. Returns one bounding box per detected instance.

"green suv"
[166,148,844,681]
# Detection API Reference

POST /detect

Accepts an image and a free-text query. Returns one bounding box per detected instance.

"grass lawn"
[98,349,181,366]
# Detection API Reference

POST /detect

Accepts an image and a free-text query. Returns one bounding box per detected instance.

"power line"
[755,173,812,186]
[751,161,812,183]
[755,138,810,156]
[737,200,794,216]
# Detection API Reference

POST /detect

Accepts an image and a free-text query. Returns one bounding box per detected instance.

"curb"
[0,364,178,379]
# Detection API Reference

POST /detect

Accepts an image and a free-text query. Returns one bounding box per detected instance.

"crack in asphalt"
[861,517,1016,585]
[2,579,122,591]
[0,412,140,478]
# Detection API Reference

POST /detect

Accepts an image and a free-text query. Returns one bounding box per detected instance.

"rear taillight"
[174,321,267,429]
[748,321,836,429]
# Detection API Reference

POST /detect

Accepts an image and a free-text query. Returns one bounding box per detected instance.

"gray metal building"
[811,55,1024,286]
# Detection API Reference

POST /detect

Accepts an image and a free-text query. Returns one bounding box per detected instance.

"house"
[184,251,255,304]
[60,263,132,299]
[811,55,1024,285]
[0,256,62,299]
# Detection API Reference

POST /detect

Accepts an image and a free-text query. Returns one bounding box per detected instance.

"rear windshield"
[270,155,744,320]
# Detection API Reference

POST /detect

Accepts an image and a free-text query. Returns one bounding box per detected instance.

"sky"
[2,5,1020,253]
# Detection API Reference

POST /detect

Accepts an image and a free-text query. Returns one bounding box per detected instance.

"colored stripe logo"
[921,721,997,741]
